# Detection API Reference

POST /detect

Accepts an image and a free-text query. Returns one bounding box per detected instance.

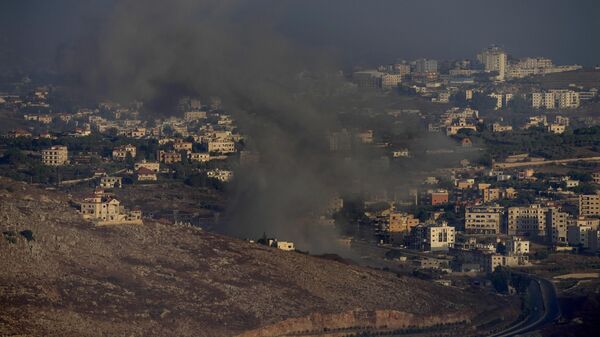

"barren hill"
[0,178,516,337]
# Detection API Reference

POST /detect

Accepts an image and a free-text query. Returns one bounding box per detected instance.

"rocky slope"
[0,178,515,336]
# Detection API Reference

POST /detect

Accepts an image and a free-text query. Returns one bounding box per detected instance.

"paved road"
[490,274,561,337]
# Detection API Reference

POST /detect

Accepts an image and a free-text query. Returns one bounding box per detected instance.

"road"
[490,274,561,337]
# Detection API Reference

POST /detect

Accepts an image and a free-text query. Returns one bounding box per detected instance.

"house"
[112,144,136,161]
[207,140,236,154]
[80,190,142,226]
[207,169,233,182]
[100,176,122,189]
[388,212,419,233]
[158,150,182,164]
[430,190,449,205]
[188,152,211,163]
[134,160,160,172]
[41,146,68,166]
[136,167,158,182]
[173,139,193,152]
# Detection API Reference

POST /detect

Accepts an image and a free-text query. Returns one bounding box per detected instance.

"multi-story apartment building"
[507,205,548,237]
[426,223,455,252]
[414,59,438,74]
[506,237,530,255]
[532,90,580,109]
[482,187,517,203]
[388,212,419,233]
[465,205,505,234]
[41,146,68,166]
[546,208,569,244]
[579,194,600,216]
[477,46,507,81]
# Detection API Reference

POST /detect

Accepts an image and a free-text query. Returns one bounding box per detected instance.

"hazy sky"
[1,0,599,69]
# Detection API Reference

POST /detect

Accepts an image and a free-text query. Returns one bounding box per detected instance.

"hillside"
[0,178,516,337]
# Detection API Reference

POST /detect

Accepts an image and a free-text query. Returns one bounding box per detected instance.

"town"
[2,42,600,336]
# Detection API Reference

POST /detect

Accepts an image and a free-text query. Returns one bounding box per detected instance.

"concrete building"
[593,172,600,184]
[415,59,438,74]
[158,150,182,164]
[136,167,158,181]
[465,205,504,234]
[532,90,580,109]
[41,146,68,166]
[492,123,513,133]
[579,193,600,217]
[80,190,142,226]
[112,144,136,161]
[426,223,455,252]
[506,237,530,255]
[388,212,419,233]
[188,152,211,163]
[134,160,160,172]
[568,225,594,248]
[207,169,233,182]
[507,205,548,237]
[546,208,569,245]
[100,176,122,189]
[381,74,402,89]
[184,111,207,121]
[173,140,193,152]
[430,190,449,205]
[207,140,236,154]
[477,46,507,81]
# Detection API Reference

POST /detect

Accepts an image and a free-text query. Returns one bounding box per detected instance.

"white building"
[477,46,507,81]
[506,237,530,255]
[426,223,455,252]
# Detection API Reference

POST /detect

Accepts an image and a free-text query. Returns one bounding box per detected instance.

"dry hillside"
[0,177,516,337]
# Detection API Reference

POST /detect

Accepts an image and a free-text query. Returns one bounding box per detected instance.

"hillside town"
[2,43,600,335]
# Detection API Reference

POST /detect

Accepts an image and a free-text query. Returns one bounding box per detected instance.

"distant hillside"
[0,178,517,336]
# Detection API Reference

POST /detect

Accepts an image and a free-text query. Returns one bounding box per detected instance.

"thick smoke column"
[63,0,352,251]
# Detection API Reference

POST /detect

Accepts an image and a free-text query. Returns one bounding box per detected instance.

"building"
[112,144,136,161]
[381,74,402,89]
[593,172,600,184]
[415,59,438,74]
[579,193,600,216]
[136,167,158,181]
[482,187,517,203]
[477,46,507,81]
[207,169,233,182]
[430,190,449,205]
[41,146,69,166]
[388,212,419,233]
[546,208,569,244]
[158,150,182,164]
[492,123,513,133]
[548,123,567,134]
[506,237,530,255]
[275,241,295,251]
[184,111,207,121]
[426,223,456,252]
[465,205,504,234]
[568,225,594,248]
[532,90,580,109]
[134,160,160,172]
[173,140,193,152]
[188,152,211,163]
[100,176,122,189]
[507,205,548,237]
[207,140,236,154]
[80,190,142,226]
